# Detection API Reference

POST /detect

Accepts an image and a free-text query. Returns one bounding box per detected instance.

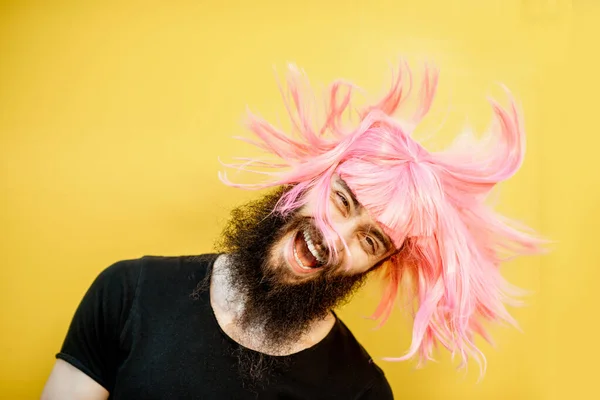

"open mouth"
[290,228,327,274]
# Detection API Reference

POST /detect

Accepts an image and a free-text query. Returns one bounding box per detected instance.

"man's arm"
[42,258,142,399]
[41,359,109,400]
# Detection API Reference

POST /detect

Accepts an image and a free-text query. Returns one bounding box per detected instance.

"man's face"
[268,174,396,282]
[215,174,398,382]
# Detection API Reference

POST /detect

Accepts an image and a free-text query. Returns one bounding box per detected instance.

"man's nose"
[330,221,359,251]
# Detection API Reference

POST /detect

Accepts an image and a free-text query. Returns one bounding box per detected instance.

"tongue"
[295,232,319,268]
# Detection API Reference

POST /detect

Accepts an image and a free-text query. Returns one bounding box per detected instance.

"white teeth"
[293,246,312,270]
[302,230,326,263]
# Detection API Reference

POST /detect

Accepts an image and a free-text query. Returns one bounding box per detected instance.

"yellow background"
[1,0,597,398]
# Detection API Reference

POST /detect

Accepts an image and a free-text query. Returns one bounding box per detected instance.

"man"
[42,62,544,399]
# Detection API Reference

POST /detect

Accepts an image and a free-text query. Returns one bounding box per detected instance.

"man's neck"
[209,254,337,356]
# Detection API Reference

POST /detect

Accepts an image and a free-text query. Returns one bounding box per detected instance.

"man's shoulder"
[329,316,375,364]
[139,253,218,275]
[323,317,394,398]
[93,253,218,300]
[104,253,217,281]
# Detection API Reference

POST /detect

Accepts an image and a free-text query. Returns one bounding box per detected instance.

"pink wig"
[219,61,546,375]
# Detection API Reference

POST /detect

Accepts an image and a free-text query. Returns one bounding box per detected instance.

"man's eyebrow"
[368,225,393,252]
[337,178,360,209]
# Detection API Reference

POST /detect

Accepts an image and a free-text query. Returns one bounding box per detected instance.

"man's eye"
[336,192,349,209]
[365,236,376,252]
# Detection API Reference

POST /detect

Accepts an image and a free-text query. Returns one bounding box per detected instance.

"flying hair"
[218,60,547,377]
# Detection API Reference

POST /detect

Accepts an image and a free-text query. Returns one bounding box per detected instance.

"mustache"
[290,216,346,271]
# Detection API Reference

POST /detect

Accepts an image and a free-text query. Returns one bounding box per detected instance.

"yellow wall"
[1,0,597,398]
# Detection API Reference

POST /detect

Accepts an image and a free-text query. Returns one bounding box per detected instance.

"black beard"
[213,187,369,384]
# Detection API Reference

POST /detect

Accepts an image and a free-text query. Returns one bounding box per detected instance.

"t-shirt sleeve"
[56,258,142,391]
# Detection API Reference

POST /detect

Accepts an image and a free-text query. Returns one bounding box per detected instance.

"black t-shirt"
[56,253,394,399]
